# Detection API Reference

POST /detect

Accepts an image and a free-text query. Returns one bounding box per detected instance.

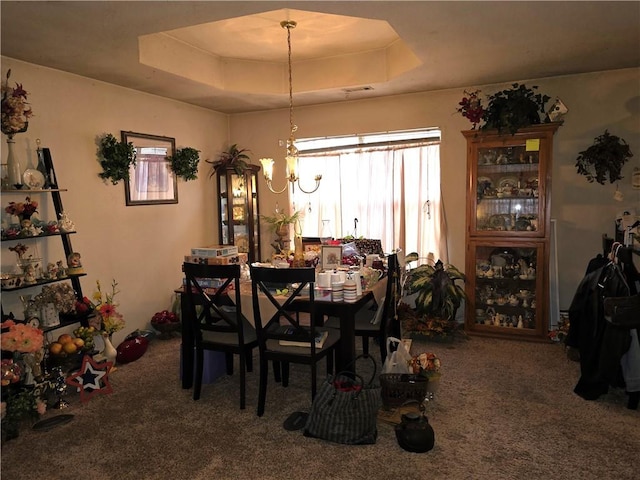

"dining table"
[179,278,387,389]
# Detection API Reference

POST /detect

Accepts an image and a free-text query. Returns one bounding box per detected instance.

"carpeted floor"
[2,334,639,480]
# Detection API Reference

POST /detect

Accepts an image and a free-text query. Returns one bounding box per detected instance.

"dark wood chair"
[182,263,258,409]
[250,266,341,417]
[325,252,400,361]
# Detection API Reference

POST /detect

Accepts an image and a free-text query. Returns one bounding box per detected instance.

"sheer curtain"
[292,142,448,262]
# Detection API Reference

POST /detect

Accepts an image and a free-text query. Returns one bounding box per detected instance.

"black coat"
[566,262,632,400]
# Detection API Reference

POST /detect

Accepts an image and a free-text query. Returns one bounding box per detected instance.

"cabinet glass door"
[469,139,548,238]
[465,240,546,339]
[217,165,261,263]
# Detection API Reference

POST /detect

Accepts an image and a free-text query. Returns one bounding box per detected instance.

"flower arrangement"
[93,279,125,336]
[456,84,552,134]
[30,283,77,315]
[5,197,38,219]
[456,89,485,129]
[0,319,44,354]
[409,352,441,379]
[1,69,33,137]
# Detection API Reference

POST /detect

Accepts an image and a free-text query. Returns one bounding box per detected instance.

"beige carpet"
[2,334,639,480]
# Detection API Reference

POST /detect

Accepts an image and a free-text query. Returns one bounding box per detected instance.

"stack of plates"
[331,282,344,302]
[343,280,357,303]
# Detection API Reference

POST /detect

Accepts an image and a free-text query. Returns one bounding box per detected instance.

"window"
[290,128,448,262]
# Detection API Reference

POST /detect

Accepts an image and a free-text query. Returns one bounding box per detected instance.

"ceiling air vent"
[342,86,374,93]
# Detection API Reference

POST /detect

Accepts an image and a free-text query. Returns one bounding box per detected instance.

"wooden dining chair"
[325,252,400,361]
[182,263,258,409]
[249,266,341,417]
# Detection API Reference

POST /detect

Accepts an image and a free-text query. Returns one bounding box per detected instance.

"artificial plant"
[167,147,200,181]
[97,133,136,185]
[575,130,633,184]
[206,144,250,177]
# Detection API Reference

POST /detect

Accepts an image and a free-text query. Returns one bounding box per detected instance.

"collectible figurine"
[67,252,84,275]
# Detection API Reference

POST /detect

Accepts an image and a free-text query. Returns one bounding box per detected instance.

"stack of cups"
[331,272,344,302]
[343,275,357,303]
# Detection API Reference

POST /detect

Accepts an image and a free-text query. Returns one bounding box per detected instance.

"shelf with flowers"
[1,243,86,293]
[1,318,47,441]
[2,195,76,240]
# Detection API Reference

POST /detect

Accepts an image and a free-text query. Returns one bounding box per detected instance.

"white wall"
[1,57,229,345]
[2,55,638,339]
[230,68,640,312]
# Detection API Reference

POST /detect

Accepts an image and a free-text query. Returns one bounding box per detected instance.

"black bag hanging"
[304,355,381,445]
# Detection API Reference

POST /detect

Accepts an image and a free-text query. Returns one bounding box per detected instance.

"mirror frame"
[122,131,177,206]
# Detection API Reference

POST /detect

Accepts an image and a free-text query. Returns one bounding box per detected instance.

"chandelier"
[259,20,322,194]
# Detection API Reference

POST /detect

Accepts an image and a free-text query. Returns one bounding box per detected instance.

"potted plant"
[97,133,136,185]
[482,83,551,135]
[260,209,303,254]
[575,130,633,184]
[167,146,200,181]
[400,259,468,340]
[206,144,250,177]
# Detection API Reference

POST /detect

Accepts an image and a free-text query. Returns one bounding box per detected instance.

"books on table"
[277,326,329,348]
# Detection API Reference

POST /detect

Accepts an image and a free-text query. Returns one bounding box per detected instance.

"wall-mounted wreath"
[97,133,136,185]
[167,147,200,181]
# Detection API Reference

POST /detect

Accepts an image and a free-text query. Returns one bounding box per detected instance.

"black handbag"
[304,355,381,445]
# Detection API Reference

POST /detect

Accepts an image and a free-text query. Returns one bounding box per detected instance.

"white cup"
[317,272,331,288]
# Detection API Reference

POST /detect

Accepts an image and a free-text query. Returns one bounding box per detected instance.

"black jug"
[395,411,435,453]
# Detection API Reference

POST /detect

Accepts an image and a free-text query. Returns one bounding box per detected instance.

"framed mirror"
[122,131,177,205]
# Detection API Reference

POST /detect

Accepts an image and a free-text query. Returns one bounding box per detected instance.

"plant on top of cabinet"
[97,133,136,185]
[207,144,250,176]
[167,146,200,181]
[457,84,552,135]
[575,130,633,185]
[482,83,551,135]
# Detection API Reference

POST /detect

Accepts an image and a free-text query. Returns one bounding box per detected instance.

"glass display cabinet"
[216,164,261,264]
[462,123,561,340]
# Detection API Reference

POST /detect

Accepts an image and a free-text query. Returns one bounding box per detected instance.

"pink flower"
[0,322,44,353]
[36,400,47,415]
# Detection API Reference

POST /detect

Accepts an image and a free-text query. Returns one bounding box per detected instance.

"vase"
[40,302,60,328]
[102,334,117,368]
[6,136,23,188]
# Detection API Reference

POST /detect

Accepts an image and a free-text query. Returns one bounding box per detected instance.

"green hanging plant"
[482,83,551,135]
[206,144,250,177]
[97,133,136,185]
[575,130,633,184]
[167,147,200,181]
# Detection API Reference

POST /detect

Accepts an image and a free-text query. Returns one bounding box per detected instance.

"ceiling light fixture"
[259,20,322,194]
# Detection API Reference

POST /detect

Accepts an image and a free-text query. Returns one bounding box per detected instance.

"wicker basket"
[379,373,430,408]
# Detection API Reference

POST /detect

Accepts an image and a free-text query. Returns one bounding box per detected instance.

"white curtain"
[292,143,448,262]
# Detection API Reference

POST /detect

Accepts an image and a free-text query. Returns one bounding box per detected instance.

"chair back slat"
[183,263,246,344]
[250,266,319,351]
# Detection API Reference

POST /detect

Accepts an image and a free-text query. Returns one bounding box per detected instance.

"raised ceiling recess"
[138,8,421,96]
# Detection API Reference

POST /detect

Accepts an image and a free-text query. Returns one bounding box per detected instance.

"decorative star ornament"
[65,354,113,403]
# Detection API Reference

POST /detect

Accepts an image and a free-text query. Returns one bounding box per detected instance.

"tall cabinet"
[216,164,261,264]
[463,123,561,341]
